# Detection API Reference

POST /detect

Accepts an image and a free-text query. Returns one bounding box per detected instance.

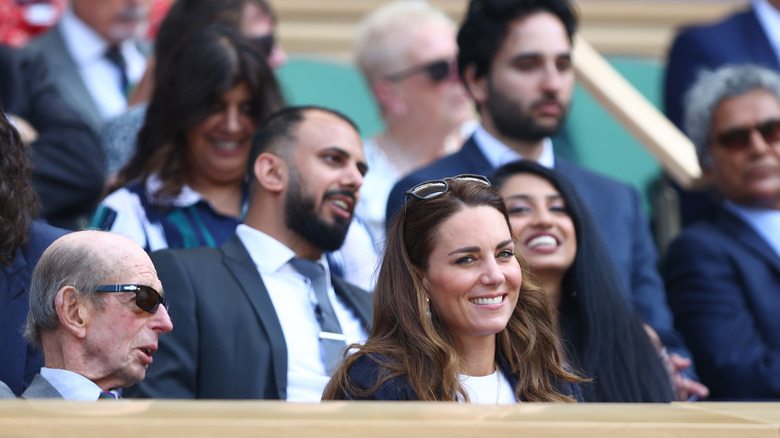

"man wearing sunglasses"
[386,0,708,401]
[21,230,173,400]
[126,106,372,401]
[665,65,780,400]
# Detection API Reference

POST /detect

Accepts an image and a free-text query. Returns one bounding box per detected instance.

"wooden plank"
[0,400,778,438]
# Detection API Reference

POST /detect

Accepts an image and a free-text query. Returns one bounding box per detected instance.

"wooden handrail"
[0,400,779,437]
[572,36,702,188]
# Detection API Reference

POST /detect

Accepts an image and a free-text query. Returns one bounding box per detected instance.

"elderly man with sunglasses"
[665,64,780,400]
[20,230,173,400]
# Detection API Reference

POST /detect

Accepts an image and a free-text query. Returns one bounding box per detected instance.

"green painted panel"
[275,56,384,138]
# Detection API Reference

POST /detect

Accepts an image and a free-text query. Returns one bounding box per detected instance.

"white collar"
[40,367,119,401]
[236,224,331,280]
[60,7,109,65]
[473,124,555,169]
[723,200,780,256]
[143,174,208,208]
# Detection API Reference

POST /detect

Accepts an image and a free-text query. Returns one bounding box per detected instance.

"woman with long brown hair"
[323,176,582,402]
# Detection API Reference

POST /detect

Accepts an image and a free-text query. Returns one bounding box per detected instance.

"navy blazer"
[665,206,780,400]
[664,8,780,131]
[335,353,583,401]
[386,136,690,360]
[0,221,66,396]
[125,234,373,399]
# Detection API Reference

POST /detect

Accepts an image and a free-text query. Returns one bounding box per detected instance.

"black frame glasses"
[385,58,456,83]
[404,174,491,217]
[95,284,169,314]
[715,119,780,152]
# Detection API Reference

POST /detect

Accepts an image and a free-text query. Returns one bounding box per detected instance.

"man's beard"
[485,78,568,142]
[284,168,353,252]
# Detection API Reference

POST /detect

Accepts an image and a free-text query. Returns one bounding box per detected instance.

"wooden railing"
[274,0,747,58]
[0,400,779,437]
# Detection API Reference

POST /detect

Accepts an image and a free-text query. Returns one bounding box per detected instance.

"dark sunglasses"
[95,284,169,314]
[404,174,491,217]
[249,33,275,57]
[715,119,780,151]
[385,58,456,83]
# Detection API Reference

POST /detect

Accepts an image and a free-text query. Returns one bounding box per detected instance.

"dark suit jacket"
[665,206,780,400]
[0,221,66,396]
[23,24,104,135]
[0,45,105,230]
[20,374,63,399]
[664,8,779,132]
[386,136,690,360]
[335,353,583,401]
[125,235,373,399]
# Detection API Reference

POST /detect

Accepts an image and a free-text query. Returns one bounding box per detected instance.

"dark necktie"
[97,391,117,400]
[104,46,129,97]
[289,257,346,375]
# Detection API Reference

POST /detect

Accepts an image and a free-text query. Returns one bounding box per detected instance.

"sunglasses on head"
[715,119,780,152]
[385,58,456,83]
[95,284,169,314]
[249,33,275,57]
[404,174,491,217]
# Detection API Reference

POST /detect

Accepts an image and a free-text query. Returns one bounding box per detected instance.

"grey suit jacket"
[24,24,104,135]
[125,235,374,399]
[0,381,17,399]
[20,374,63,399]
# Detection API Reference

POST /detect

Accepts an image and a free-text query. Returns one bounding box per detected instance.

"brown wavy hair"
[0,110,38,265]
[323,179,582,401]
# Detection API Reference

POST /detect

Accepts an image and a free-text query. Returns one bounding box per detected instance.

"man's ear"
[463,64,487,106]
[254,152,286,194]
[373,79,407,115]
[55,286,89,339]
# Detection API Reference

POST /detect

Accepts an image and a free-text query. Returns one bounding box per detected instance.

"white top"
[724,200,780,257]
[473,124,555,169]
[236,224,369,402]
[60,7,146,121]
[459,369,517,404]
[93,175,210,251]
[753,0,780,66]
[39,367,119,401]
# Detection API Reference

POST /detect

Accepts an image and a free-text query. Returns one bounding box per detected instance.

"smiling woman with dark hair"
[92,25,283,251]
[492,160,681,402]
[323,176,582,402]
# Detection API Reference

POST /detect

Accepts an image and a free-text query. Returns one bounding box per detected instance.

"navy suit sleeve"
[125,249,199,399]
[663,27,719,131]
[665,229,780,399]
[339,355,417,400]
[624,185,693,363]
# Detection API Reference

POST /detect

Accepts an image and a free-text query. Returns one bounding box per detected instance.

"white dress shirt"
[39,367,119,401]
[236,224,369,402]
[473,124,555,169]
[59,7,146,121]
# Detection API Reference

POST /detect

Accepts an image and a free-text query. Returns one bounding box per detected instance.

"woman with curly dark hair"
[323,176,583,402]
[0,109,66,396]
